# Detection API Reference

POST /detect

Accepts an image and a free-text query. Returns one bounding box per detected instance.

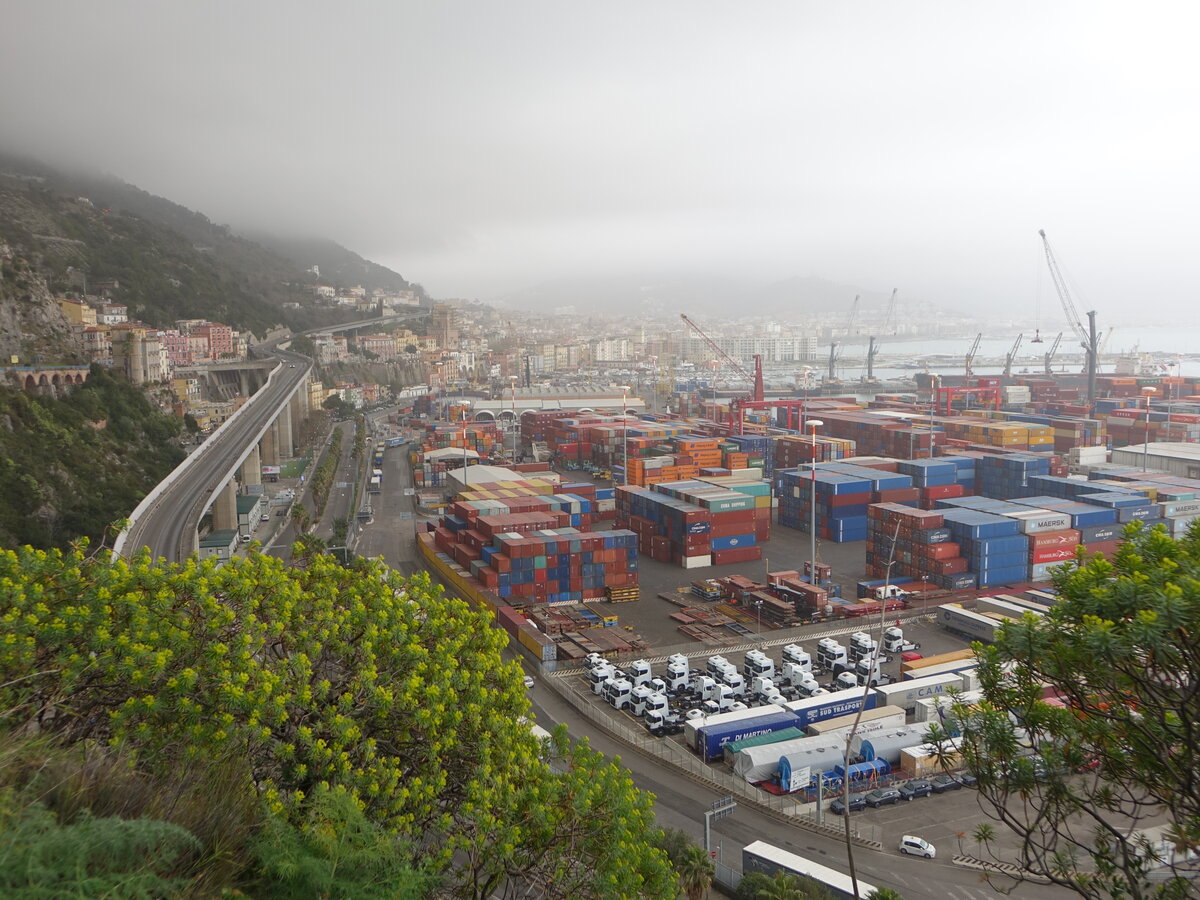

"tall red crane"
[680,313,767,436]
[679,314,764,401]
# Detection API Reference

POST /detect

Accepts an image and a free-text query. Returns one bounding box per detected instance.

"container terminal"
[396,365,1200,667]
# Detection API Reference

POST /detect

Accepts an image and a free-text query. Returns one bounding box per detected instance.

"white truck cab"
[588,663,615,695]
[781,644,812,671]
[743,649,775,680]
[604,678,634,709]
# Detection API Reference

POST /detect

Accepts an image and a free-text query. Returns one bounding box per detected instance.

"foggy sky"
[3,2,1199,320]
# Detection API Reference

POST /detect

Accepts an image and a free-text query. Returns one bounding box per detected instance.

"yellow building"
[58,298,97,327]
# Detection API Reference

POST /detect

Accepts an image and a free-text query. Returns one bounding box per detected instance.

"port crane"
[1042,332,1063,375]
[827,295,860,381]
[1003,333,1024,378]
[964,333,983,377]
[1039,229,1101,406]
[882,288,898,334]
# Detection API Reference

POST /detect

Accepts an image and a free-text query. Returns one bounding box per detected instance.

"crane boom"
[1003,333,1023,378]
[1039,230,1090,345]
[846,295,860,335]
[883,288,898,334]
[680,313,763,401]
[964,333,983,377]
[1043,332,1063,375]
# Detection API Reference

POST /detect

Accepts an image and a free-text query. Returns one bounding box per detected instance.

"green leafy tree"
[866,889,905,900]
[733,871,775,900]
[676,844,714,900]
[0,546,675,898]
[952,523,1200,899]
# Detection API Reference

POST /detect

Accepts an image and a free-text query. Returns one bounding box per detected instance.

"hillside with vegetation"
[0,365,184,550]
[0,152,424,338]
[0,549,676,898]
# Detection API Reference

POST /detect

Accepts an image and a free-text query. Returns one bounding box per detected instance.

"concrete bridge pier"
[212,479,239,533]
[241,445,261,488]
[289,392,306,448]
[277,404,295,459]
[260,425,279,467]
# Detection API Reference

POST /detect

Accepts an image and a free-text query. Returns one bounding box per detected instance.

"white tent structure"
[732,734,844,784]
[424,447,481,463]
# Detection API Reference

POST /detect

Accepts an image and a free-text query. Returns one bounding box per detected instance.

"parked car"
[899,835,936,859]
[956,771,978,787]
[928,774,962,793]
[864,787,902,808]
[828,793,867,815]
[898,779,933,801]
[260,513,270,521]
[523,675,535,689]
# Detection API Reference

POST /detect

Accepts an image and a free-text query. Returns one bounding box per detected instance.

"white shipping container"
[874,672,963,713]
[803,705,907,738]
[1166,513,1200,537]
[1007,509,1072,534]
[914,690,983,723]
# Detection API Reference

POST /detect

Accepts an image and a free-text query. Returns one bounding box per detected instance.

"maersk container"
[694,710,799,762]
[938,603,1007,643]
[684,703,788,751]
[785,690,878,729]
[873,672,963,713]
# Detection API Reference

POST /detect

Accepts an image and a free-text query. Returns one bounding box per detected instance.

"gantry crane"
[1003,333,1023,378]
[826,294,861,381]
[864,336,880,382]
[1042,332,1063,375]
[964,333,983,377]
[1039,229,1101,406]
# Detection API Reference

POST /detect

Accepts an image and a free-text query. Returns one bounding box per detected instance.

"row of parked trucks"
[584,626,930,739]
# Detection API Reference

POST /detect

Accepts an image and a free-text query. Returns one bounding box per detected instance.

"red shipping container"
[1032,546,1079,564]
[931,557,969,575]
[1082,540,1122,560]
[920,484,965,500]
[829,491,874,508]
[875,487,921,503]
[1027,530,1081,550]
[715,509,756,523]
[712,546,763,565]
[921,542,961,560]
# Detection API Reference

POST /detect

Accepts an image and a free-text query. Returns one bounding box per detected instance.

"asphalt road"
[121,349,311,562]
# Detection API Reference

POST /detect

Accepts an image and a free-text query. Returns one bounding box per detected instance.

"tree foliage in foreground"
[0,545,674,898]
[952,523,1200,899]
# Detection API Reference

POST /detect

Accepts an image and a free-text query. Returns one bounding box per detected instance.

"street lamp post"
[807,419,824,587]
[461,401,472,488]
[617,385,631,485]
[1142,387,1157,472]
[509,375,518,462]
[929,375,941,459]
